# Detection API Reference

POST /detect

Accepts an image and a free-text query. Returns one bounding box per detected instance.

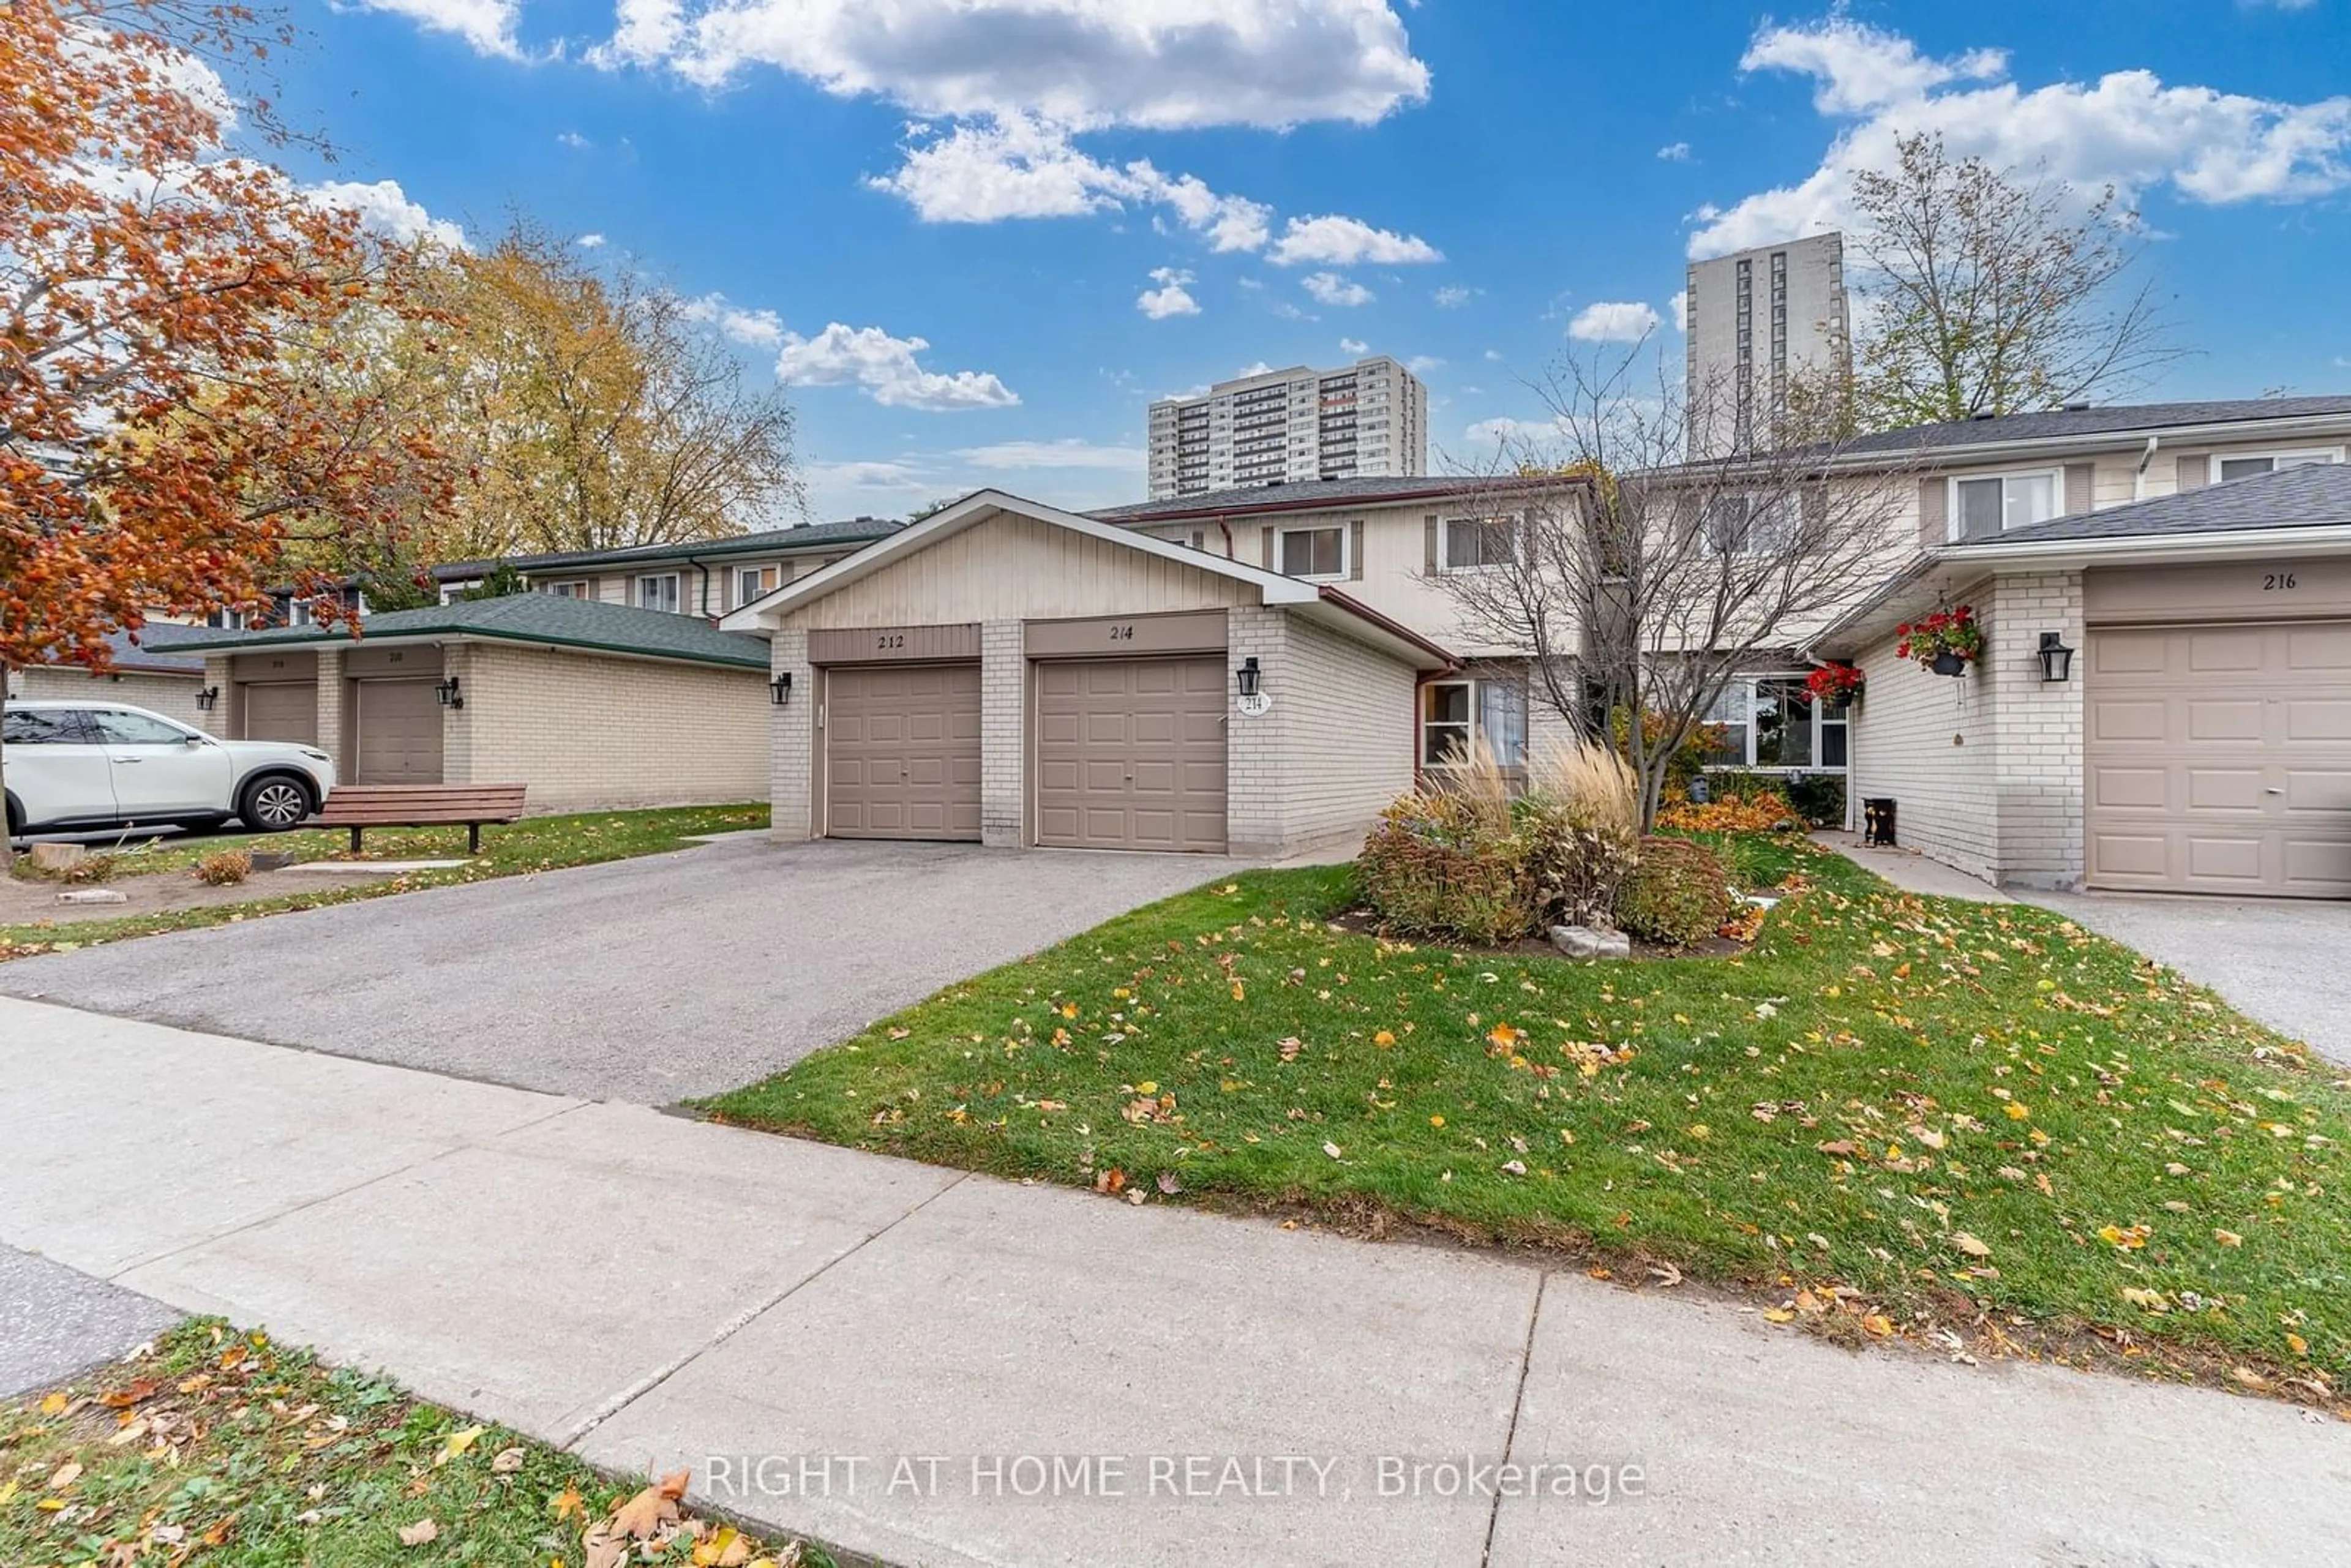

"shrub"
[61,853,120,885]
[1520,740,1641,928]
[1609,708,1728,798]
[1656,792,1793,833]
[1357,787,1537,947]
[1615,836,1734,949]
[193,850,252,886]
[1783,773,1847,827]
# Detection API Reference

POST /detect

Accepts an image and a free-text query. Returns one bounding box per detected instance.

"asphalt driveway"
[0,838,1248,1103]
[2023,888,2351,1068]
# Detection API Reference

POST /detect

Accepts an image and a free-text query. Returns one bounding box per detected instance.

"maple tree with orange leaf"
[1,0,455,859]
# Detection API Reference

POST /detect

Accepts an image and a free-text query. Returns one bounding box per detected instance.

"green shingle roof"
[171,595,770,670]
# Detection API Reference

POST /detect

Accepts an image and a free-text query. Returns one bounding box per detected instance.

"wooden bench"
[313,784,528,855]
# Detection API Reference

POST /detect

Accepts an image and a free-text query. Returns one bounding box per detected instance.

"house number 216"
[2263,571,2298,591]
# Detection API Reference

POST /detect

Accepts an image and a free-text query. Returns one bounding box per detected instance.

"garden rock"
[28,842,88,874]
[56,889,128,905]
[1550,925,1632,960]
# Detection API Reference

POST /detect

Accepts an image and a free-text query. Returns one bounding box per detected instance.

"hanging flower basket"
[1897,606,1983,677]
[1804,662,1865,709]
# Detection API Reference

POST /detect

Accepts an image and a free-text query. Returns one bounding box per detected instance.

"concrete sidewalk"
[4,997,2344,1566]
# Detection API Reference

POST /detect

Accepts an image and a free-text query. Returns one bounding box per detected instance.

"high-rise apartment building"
[1147,356,1429,500]
[1684,232,1850,457]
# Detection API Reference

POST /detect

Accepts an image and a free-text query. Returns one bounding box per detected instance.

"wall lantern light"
[2036,632,2075,684]
[195,686,221,713]
[1235,656,1262,699]
[770,672,794,707]
[435,676,464,710]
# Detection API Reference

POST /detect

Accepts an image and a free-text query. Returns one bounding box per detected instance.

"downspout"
[2133,435,2160,503]
[690,554,716,621]
[1216,513,1235,560]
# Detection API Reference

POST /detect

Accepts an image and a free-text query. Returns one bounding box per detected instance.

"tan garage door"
[1035,657,1227,852]
[825,662,981,840]
[353,678,444,785]
[241,682,316,745]
[2085,621,2351,896]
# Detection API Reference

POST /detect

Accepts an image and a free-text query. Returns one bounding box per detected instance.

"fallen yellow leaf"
[435,1425,486,1465]
[1763,1307,1796,1323]
[398,1518,439,1547]
[2214,1228,2244,1248]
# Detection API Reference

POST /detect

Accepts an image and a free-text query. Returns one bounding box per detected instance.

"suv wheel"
[238,775,313,833]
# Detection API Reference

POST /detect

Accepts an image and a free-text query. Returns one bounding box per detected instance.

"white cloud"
[599,0,1430,130]
[683,293,786,350]
[953,440,1147,471]
[1406,354,1444,375]
[1656,141,1692,161]
[557,130,592,149]
[1339,337,1370,354]
[1267,214,1442,266]
[1695,15,2351,257]
[1567,301,1662,342]
[1137,267,1201,319]
[1302,271,1374,307]
[351,0,526,61]
[309,179,468,250]
[1464,415,1567,448]
[805,458,932,491]
[577,232,608,249]
[1432,285,1474,308]
[774,324,1019,411]
[1670,290,1687,332]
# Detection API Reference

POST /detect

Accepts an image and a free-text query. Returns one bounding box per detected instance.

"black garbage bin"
[1862,797,1896,847]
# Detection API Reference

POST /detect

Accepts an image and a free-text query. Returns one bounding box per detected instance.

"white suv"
[3,701,337,839]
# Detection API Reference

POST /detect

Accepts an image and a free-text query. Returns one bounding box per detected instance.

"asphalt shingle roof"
[432,517,904,581]
[1839,394,2351,457]
[1089,475,1563,522]
[170,595,770,669]
[1955,462,2351,546]
[83,623,216,674]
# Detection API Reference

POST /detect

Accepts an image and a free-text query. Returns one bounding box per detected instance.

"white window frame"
[636,572,682,613]
[735,565,781,608]
[1276,524,1349,582]
[1439,514,1521,574]
[540,579,591,599]
[1947,468,2061,540]
[1700,493,1798,557]
[2213,446,2345,483]
[1702,673,1848,774]
[1420,677,1528,770]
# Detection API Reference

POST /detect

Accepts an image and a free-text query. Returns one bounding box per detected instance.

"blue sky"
[281,1,2351,522]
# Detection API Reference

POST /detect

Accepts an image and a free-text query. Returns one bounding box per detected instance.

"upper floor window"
[1702,494,1795,556]
[1951,471,2058,540]
[1441,516,1519,572]
[1277,525,1348,580]
[736,565,781,608]
[539,579,590,599]
[2217,448,2342,482]
[636,573,682,614]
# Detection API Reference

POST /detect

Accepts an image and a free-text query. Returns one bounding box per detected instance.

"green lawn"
[707,836,2350,1400]
[0,1321,829,1567]
[2,803,767,958]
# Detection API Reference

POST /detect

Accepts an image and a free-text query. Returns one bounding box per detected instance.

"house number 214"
[2263,571,2298,591]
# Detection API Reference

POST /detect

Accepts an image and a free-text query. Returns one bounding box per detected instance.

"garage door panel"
[2087,620,2351,897]
[1035,655,1226,853]
[353,679,441,785]
[825,662,981,842]
[241,683,317,745]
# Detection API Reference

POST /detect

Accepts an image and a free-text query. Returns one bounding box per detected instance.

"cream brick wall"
[980,620,1024,847]
[1224,606,1415,857]
[314,648,347,768]
[1985,571,2085,889]
[769,631,813,840]
[7,668,206,730]
[1847,569,2086,890]
[452,645,766,812]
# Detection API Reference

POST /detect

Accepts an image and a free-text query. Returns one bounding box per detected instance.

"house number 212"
[2263,571,2298,591]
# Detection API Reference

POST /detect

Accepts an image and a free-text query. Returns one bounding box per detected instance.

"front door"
[92,708,233,817]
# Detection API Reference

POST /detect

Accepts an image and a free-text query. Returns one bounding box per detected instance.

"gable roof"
[431,517,904,583]
[1837,394,2351,459]
[722,488,1456,670]
[172,595,769,670]
[1090,474,1570,525]
[1959,462,2351,546]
